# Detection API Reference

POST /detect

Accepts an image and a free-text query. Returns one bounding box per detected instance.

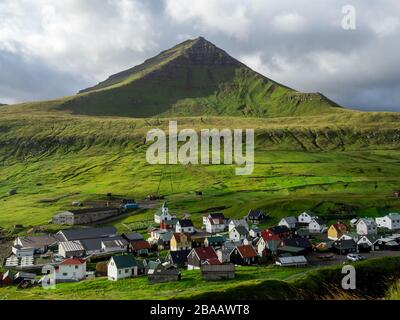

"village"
[2,199,400,289]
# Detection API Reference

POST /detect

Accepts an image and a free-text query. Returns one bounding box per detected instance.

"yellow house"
[170,233,192,252]
[328,222,349,240]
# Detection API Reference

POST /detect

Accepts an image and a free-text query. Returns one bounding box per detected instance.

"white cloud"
[165,0,251,40]
[0,0,158,81]
[371,16,400,37]
[272,12,308,33]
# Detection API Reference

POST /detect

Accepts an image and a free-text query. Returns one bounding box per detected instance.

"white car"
[347,253,365,262]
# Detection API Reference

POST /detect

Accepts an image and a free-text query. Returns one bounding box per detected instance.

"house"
[52,207,120,225]
[328,222,349,240]
[246,209,268,225]
[229,245,257,265]
[309,217,327,233]
[257,231,281,256]
[107,255,138,281]
[121,199,139,210]
[298,211,315,224]
[58,241,85,258]
[376,213,400,230]
[166,249,191,268]
[356,218,378,236]
[229,226,249,241]
[57,226,117,242]
[154,202,174,223]
[350,218,359,227]
[394,191,400,198]
[13,234,61,255]
[148,268,181,284]
[228,219,249,232]
[357,235,381,252]
[216,248,232,264]
[276,255,308,267]
[175,219,195,234]
[204,236,225,248]
[263,226,290,240]
[332,239,358,255]
[201,264,235,281]
[375,238,400,251]
[339,232,359,242]
[148,229,173,249]
[279,217,298,230]
[295,228,311,239]
[278,238,312,255]
[56,258,87,282]
[170,233,192,251]
[187,247,218,270]
[191,234,206,248]
[160,218,179,231]
[130,240,151,256]
[249,226,262,238]
[80,236,128,256]
[203,213,227,233]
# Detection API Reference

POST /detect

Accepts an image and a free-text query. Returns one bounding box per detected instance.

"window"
[125,269,129,274]
[118,270,121,275]
[63,273,68,276]
[75,266,79,269]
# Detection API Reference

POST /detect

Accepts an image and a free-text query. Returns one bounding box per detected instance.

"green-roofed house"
[204,236,225,248]
[107,255,138,281]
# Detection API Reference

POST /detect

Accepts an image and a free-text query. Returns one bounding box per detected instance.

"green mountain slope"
[9,37,343,118]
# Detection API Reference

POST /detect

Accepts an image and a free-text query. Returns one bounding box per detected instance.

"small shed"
[201,264,235,281]
[148,269,181,284]
[276,255,308,267]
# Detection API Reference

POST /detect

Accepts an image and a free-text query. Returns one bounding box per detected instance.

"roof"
[17,235,61,248]
[268,225,290,235]
[312,217,326,225]
[278,246,306,254]
[281,216,297,224]
[283,238,312,249]
[193,247,218,260]
[131,240,151,251]
[207,213,226,220]
[247,209,267,219]
[111,255,137,269]
[357,218,377,226]
[260,229,281,241]
[58,226,117,241]
[333,239,357,250]
[177,219,194,228]
[330,222,348,234]
[172,233,191,243]
[232,226,249,236]
[59,240,85,252]
[206,236,225,243]
[102,239,127,249]
[300,211,315,217]
[235,245,257,258]
[60,257,86,265]
[359,234,381,244]
[123,233,144,242]
[205,258,221,265]
[168,250,191,265]
[387,213,400,220]
[278,255,307,265]
[80,236,126,251]
[59,207,119,215]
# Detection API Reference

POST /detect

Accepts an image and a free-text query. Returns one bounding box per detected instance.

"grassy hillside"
[1,109,400,231]
[5,37,343,118]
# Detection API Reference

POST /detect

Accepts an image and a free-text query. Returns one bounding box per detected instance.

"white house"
[203,213,227,233]
[154,202,174,224]
[175,219,195,234]
[249,226,262,238]
[356,218,378,236]
[298,211,315,224]
[12,245,34,258]
[56,258,86,282]
[308,218,326,233]
[228,219,249,232]
[58,241,85,258]
[376,213,400,230]
[107,255,138,281]
[357,235,381,251]
[229,226,249,241]
[278,217,297,229]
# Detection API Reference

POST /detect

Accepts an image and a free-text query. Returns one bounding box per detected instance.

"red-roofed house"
[230,245,257,265]
[328,222,349,240]
[56,258,86,282]
[187,247,218,270]
[130,240,151,256]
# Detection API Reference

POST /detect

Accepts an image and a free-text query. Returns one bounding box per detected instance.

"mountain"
[0,103,7,106]
[14,37,343,118]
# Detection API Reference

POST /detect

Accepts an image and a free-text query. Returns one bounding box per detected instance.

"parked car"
[347,253,365,262]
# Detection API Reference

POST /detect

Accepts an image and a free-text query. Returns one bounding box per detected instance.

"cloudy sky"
[0,0,399,111]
